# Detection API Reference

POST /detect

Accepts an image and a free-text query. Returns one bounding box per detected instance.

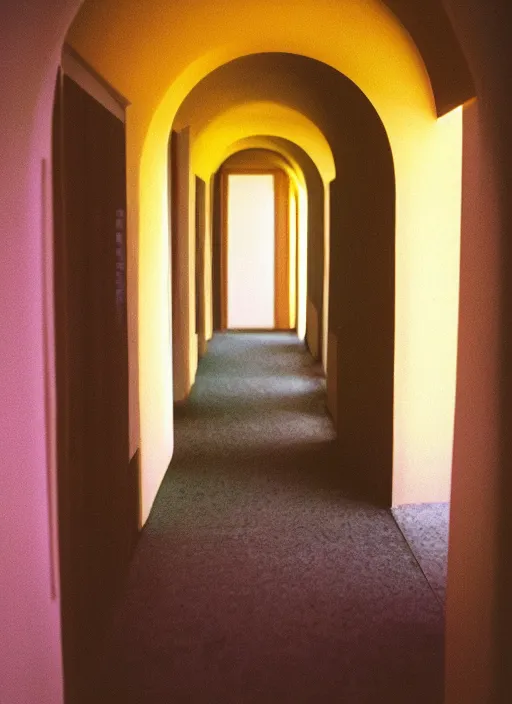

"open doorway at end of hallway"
[226,174,275,329]
[219,169,293,333]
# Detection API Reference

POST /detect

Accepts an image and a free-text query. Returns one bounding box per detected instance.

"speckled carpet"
[92,332,444,703]
[392,503,450,606]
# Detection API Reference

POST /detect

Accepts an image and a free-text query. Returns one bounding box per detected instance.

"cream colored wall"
[137,112,174,521]
[392,107,463,505]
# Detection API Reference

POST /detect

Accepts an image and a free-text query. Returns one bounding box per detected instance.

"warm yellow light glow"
[68,0,464,520]
[393,106,463,505]
[214,137,309,190]
[192,102,335,184]
[137,159,174,520]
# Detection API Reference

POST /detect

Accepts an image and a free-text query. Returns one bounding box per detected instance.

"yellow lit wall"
[67,0,464,520]
[137,141,174,521]
[392,106,463,505]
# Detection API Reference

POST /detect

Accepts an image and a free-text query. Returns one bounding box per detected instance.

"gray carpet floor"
[93,332,444,703]
[392,504,450,605]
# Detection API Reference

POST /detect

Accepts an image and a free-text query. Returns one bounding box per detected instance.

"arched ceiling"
[382,0,474,114]
[176,52,397,192]
[68,0,473,119]
[215,140,303,185]
[189,101,336,182]
[216,136,324,189]
[220,148,304,190]
[63,0,465,522]
[172,52,361,142]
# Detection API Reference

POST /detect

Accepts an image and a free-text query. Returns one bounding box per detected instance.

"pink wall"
[443,0,512,700]
[0,1,82,701]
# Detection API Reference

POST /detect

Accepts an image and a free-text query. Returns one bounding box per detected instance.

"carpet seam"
[390,510,445,608]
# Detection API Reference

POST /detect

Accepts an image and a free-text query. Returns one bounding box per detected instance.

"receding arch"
[172,52,398,504]
[65,0,465,522]
[218,148,301,322]
[210,136,329,366]
[209,147,309,339]
[0,0,500,702]
[169,95,335,402]
[191,101,335,183]
[213,137,308,186]
[150,54,461,511]
[173,133,312,367]
[210,138,328,356]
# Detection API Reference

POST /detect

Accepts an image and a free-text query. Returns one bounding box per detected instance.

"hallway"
[93,333,444,703]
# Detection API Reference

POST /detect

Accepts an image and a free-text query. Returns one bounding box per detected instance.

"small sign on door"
[115,208,126,322]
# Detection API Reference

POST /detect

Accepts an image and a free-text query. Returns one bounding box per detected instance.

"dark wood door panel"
[54,73,138,703]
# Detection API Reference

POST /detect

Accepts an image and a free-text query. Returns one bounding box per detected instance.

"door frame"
[53,49,139,703]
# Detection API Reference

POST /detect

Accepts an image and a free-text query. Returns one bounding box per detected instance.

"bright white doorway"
[227,174,275,329]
